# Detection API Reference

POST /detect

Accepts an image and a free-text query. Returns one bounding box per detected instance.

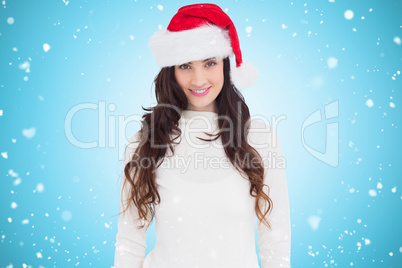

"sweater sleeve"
[257,126,291,267]
[114,131,148,268]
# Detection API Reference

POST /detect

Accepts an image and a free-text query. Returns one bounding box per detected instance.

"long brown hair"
[119,57,273,230]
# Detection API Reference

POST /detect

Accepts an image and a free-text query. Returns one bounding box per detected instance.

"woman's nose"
[191,68,208,87]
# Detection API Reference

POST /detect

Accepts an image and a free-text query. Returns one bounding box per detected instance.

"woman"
[114,3,291,268]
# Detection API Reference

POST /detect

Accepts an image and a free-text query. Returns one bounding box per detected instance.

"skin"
[174,57,224,113]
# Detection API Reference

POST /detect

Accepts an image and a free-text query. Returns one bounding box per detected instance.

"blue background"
[1,0,401,267]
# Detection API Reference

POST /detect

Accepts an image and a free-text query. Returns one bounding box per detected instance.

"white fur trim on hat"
[230,60,258,89]
[149,24,234,67]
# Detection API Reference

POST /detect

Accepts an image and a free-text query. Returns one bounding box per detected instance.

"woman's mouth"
[189,86,211,96]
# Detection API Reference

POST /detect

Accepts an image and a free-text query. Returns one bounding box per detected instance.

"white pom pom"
[230,60,258,89]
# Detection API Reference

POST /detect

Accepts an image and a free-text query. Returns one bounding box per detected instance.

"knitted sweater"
[114,109,291,268]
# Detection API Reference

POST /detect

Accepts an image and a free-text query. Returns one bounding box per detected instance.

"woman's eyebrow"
[183,57,216,65]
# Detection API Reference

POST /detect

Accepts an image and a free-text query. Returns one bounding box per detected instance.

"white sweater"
[114,109,291,268]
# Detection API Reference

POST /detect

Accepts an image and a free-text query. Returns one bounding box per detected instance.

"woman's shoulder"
[124,130,143,159]
[249,118,270,130]
[247,118,280,150]
[128,130,142,143]
[125,130,142,150]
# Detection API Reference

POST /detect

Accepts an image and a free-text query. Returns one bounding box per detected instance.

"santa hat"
[149,3,258,89]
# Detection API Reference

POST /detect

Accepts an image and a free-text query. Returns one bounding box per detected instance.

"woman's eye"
[206,61,216,67]
[179,64,190,70]
[178,62,216,69]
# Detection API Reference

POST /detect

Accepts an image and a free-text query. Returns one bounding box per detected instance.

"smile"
[192,88,208,93]
[189,86,211,96]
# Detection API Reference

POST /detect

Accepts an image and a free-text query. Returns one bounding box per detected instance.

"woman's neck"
[185,102,218,113]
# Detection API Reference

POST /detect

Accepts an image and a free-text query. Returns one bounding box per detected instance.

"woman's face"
[174,57,224,113]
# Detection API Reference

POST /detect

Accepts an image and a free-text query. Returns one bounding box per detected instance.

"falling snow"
[7,17,14,24]
[344,10,354,20]
[368,189,377,197]
[377,182,383,189]
[308,215,321,230]
[61,210,72,221]
[365,99,374,108]
[22,127,36,139]
[36,183,45,193]
[19,61,30,72]
[327,57,338,69]
[1,1,400,267]
[43,43,51,52]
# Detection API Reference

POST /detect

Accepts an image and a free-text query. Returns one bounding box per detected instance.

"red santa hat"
[149,3,258,89]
